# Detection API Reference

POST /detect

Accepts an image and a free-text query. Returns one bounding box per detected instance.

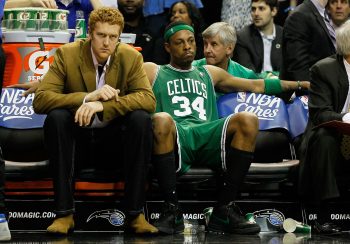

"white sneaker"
[0,214,11,241]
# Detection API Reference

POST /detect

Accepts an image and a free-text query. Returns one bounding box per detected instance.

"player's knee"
[234,112,258,136]
[152,112,175,141]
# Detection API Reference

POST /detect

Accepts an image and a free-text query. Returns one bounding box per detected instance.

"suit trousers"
[44,109,153,217]
[299,127,349,201]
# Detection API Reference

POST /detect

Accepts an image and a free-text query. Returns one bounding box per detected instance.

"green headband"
[164,24,195,41]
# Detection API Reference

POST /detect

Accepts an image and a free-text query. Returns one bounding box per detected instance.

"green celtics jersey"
[152,64,219,125]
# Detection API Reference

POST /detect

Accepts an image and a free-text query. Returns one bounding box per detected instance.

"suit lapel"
[271,26,282,70]
[252,27,263,70]
[79,40,96,92]
[307,0,333,45]
[337,55,349,110]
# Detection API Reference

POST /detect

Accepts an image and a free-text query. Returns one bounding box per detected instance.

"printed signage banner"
[286,96,309,138]
[217,92,308,138]
[0,88,46,129]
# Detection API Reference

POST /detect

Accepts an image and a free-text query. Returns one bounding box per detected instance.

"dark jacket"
[280,0,336,81]
[298,54,349,201]
[233,23,283,73]
[123,17,156,62]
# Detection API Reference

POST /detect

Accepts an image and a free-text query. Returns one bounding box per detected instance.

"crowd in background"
[1,0,350,239]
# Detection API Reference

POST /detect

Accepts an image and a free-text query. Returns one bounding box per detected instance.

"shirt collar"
[259,24,276,40]
[91,46,111,70]
[59,0,74,7]
[311,0,326,18]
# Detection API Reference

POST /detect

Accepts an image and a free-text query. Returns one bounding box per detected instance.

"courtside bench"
[0,88,307,198]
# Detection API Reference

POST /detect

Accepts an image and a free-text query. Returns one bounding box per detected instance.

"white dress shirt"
[259,25,276,72]
[341,58,350,122]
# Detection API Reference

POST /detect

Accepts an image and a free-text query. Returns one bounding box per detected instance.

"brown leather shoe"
[47,214,74,235]
[127,213,159,234]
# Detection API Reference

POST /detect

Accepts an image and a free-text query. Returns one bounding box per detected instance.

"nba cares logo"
[237,92,247,102]
[299,95,309,108]
[0,88,46,129]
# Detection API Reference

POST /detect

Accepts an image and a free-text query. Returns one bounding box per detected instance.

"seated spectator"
[143,0,203,39]
[118,0,156,62]
[144,21,309,235]
[233,0,282,75]
[32,7,158,235]
[327,0,350,29]
[298,20,350,235]
[153,0,206,64]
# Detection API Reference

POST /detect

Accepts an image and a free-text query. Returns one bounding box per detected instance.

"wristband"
[297,80,302,90]
[264,78,282,95]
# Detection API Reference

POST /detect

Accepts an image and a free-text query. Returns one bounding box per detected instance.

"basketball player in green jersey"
[144,21,309,235]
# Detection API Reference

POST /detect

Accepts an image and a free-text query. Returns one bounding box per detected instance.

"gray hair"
[336,20,350,56]
[202,22,237,46]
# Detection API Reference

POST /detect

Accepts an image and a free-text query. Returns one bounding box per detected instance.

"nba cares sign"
[217,92,290,132]
[0,88,46,129]
[217,92,309,138]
